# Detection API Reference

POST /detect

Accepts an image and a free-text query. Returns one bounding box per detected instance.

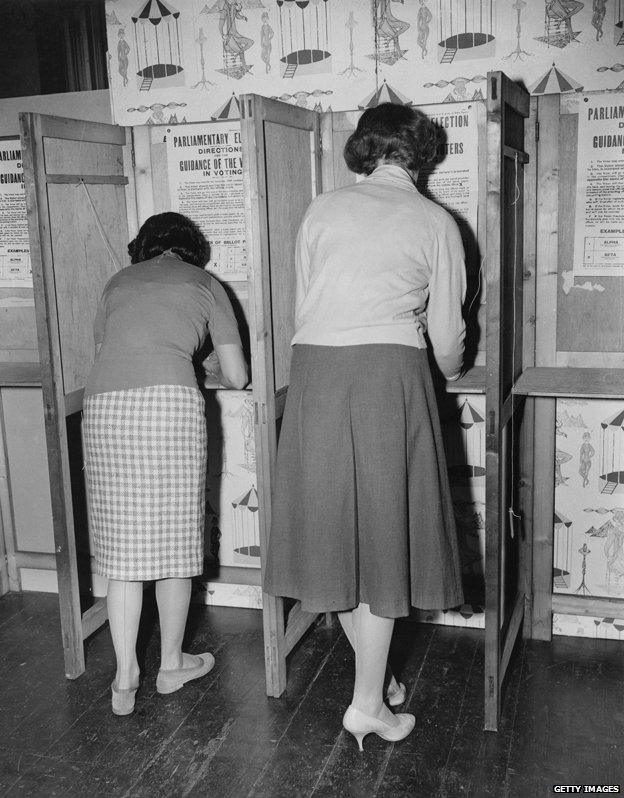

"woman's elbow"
[221,363,249,390]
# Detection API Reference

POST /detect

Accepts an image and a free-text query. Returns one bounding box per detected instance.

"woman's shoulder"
[413,190,460,229]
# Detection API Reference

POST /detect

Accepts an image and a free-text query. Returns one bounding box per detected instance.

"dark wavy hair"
[128,212,210,268]
[343,103,439,176]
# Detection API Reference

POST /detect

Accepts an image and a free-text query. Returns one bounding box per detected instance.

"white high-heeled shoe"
[386,680,406,707]
[342,705,415,752]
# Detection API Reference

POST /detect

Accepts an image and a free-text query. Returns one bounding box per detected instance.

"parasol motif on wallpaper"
[131,0,184,91]
[528,62,583,95]
[211,92,241,119]
[553,509,573,589]
[231,485,260,559]
[616,0,624,46]
[358,79,413,109]
[600,408,624,495]
[446,398,485,484]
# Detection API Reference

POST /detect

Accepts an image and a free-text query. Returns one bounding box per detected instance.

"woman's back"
[292,163,465,379]
[86,254,239,396]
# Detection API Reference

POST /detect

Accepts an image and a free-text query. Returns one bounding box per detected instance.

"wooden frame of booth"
[513,91,624,642]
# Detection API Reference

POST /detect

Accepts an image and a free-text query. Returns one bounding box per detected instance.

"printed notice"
[573,97,624,277]
[420,102,479,239]
[166,122,246,282]
[0,138,32,287]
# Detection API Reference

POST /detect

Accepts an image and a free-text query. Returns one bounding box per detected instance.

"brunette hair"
[128,212,210,268]
[343,102,439,176]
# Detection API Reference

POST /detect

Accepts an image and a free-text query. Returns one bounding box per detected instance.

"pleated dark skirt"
[263,344,464,618]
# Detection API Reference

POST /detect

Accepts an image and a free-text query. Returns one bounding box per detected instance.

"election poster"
[573,97,624,278]
[0,138,31,288]
[420,102,480,241]
[166,121,246,282]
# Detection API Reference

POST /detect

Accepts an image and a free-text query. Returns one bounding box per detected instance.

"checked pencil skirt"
[83,384,207,581]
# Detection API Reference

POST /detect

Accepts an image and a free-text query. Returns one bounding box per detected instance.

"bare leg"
[341,602,400,725]
[338,609,403,701]
[107,579,143,689]
[155,577,194,670]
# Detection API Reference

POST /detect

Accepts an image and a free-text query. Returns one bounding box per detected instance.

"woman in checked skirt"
[83,212,247,715]
[263,103,467,750]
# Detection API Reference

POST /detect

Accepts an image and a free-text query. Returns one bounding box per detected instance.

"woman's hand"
[202,351,224,388]
[202,346,248,390]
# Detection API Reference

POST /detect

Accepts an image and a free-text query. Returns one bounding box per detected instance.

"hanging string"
[467,252,485,319]
[508,151,521,536]
[373,0,380,94]
[78,180,121,271]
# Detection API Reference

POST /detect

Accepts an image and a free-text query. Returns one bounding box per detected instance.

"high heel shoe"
[342,705,415,752]
[111,681,139,716]
[386,681,406,707]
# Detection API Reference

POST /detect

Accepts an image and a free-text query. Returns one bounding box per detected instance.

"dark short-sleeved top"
[84,253,242,397]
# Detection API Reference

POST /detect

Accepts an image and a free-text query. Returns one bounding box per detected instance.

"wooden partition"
[514,90,624,641]
[19,113,132,678]
[17,85,537,727]
[483,72,530,731]
[241,95,323,697]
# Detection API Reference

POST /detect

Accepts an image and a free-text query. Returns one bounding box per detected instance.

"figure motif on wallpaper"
[417,0,433,58]
[373,0,410,65]
[453,500,485,582]
[592,0,607,40]
[276,0,332,79]
[131,0,184,92]
[505,0,532,61]
[579,431,596,487]
[260,11,275,72]
[555,447,573,486]
[604,509,624,592]
[340,11,364,77]
[216,0,254,78]
[437,0,496,64]
[535,0,584,48]
[117,28,131,87]
[599,407,624,494]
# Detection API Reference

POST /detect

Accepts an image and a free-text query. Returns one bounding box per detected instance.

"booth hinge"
[534,119,539,142]
[254,402,266,425]
[488,410,496,436]
[130,128,136,168]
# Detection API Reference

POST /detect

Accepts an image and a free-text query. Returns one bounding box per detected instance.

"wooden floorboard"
[1,594,623,797]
